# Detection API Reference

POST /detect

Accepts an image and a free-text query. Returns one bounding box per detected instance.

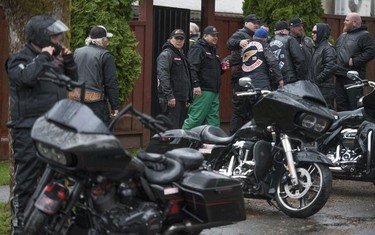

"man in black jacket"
[335,12,375,111]
[157,29,192,129]
[270,21,305,84]
[311,23,337,109]
[74,25,120,126]
[182,26,229,130]
[289,17,314,81]
[5,15,78,235]
[227,14,261,134]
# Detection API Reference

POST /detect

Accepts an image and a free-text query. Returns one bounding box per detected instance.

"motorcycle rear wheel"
[275,163,332,218]
[24,209,49,235]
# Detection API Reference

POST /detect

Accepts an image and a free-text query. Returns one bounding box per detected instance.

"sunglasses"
[312,31,317,34]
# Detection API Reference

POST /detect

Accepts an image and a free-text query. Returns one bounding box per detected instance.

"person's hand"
[168,98,176,107]
[193,87,201,97]
[41,46,55,55]
[239,39,249,48]
[61,46,72,56]
[349,58,353,66]
[111,110,119,118]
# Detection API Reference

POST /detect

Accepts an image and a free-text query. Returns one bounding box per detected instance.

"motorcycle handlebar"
[108,104,168,133]
[235,89,271,97]
[345,80,375,90]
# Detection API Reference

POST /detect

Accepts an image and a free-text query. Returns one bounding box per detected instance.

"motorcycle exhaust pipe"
[329,166,346,173]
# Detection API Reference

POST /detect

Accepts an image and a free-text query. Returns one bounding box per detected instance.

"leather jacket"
[6,43,78,128]
[335,25,375,79]
[311,23,337,88]
[272,34,305,84]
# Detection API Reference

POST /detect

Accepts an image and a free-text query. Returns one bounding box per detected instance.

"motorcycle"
[22,67,246,234]
[147,78,335,218]
[317,71,375,182]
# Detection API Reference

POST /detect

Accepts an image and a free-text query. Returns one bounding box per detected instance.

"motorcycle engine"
[340,128,357,149]
[73,180,163,234]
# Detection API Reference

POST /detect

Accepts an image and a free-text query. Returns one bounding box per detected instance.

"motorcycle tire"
[275,163,332,218]
[24,209,49,235]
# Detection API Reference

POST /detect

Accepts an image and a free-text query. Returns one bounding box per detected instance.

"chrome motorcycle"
[318,71,375,182]
[22,67,246,235]
[148,78,335,218]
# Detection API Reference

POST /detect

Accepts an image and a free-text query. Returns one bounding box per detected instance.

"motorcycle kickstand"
[266,199,281,212]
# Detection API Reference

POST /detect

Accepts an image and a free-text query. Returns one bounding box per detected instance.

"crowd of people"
[157,12,375,134]
[4,11,375,234]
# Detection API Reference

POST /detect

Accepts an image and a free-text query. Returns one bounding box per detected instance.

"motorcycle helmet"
[25,15,69,48]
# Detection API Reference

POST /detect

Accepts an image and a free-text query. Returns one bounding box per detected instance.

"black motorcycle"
[148,78,335,218]
[318,71,375,182]
[23,68,246,235]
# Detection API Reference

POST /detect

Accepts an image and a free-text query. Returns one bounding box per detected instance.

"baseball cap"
[170,29,186,39]
[274,21,289,31]
[203,26,220,35]
[289,18,303,27]
[90,25,113,39]
[254,28,269,39]
[244,14,261,23]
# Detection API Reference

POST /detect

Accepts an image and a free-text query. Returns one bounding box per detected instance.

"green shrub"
[71,0,141,103]
[243,0,324,36]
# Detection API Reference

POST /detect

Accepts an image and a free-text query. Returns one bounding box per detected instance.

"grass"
[0,161,10,235]
[0,161,9,186]
[0,203,10,235]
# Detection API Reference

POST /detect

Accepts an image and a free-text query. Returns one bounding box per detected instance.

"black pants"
[10,128,45,231]
[159,100,188,129]
[335,75,363,111]
[230,82,253,135]
[85,100,111,126]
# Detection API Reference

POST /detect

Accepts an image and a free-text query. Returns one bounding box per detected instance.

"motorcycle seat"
[137,151,185,184]
[199,125,235,145]
[165,148,204,171]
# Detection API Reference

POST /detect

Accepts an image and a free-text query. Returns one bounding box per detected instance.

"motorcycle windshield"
[280,80,327,107]
[363,89,375,120]
[44,99,110,134]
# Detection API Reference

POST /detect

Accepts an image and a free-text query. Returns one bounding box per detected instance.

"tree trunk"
[0,0,71,194]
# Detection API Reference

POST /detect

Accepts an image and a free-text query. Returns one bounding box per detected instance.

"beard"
[343,23,353,32]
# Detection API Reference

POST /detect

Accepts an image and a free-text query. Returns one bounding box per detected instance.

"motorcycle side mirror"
[347,71,359,81]
[238,77,253,88]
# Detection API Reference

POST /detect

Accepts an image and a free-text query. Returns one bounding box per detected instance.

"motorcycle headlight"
[35,141,69,165]
[297,113,330,133]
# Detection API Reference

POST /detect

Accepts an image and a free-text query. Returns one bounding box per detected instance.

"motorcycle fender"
[293,150,334,166]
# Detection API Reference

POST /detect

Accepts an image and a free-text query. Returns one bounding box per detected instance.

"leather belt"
[68,88,103,103]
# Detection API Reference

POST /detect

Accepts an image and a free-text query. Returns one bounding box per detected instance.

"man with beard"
[311,23,337,109]
[289,17,314,81]
[335,12,375,111]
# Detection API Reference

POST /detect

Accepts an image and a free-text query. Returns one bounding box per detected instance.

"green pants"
[182,91,220,130]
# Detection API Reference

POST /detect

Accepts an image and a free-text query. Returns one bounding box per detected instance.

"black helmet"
[25,15,69,48]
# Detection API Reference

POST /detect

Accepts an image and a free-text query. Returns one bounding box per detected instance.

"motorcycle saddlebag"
[146,129,201,154]
[178,170,246,223]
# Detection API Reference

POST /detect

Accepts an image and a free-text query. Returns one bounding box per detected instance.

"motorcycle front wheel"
[275,163,332,218]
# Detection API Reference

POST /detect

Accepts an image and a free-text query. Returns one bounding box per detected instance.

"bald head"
[343,12,362,32]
